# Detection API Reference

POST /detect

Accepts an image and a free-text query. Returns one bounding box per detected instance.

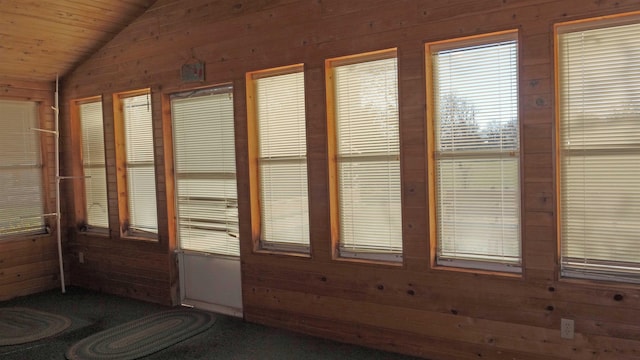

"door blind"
[172,86,239,256]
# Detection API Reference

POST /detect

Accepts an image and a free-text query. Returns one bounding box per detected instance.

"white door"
[171,85,242,317]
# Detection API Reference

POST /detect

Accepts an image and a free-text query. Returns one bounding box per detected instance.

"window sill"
[77,227,110,238]
[121,230,158,243]
[432,263,522,279]
[0,231,52,243]
[559,276,640,290]
[333,256,403,268]
[253,248,311,259]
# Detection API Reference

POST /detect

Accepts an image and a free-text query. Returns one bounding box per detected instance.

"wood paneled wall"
[60,89,177,305]
[60,1,640,358]
[0,78,60,300]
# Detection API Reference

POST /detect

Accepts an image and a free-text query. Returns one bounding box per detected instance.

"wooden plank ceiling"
[0,0,157,82]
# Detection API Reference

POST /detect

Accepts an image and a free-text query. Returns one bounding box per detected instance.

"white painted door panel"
[178,251,242,317]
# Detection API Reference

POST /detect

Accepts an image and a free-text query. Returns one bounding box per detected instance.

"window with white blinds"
[0,100,45,237]
[121,93,157,235]
[79,101,108,228]
[557,15,640,282]
[171,86,239,257]
[249,65,310,252]
[428,31,521,272]
[328,50,402,261]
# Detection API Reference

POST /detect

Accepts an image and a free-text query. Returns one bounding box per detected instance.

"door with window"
[170,85,242,317]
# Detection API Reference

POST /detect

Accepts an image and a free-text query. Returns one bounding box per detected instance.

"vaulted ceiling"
[0,0,157,82]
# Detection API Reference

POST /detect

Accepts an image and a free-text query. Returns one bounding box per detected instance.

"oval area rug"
[0,307,72,345]
[66,308,215,360]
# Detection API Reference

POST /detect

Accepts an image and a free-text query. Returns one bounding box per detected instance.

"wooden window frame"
[0,97,53,240]
[325,48,404,264]
[168,84,240,257]
[69,96,109,235]
[555,11,640,283]
[113,88,158,241]
[246,64,311,257]
[425,30,523,276]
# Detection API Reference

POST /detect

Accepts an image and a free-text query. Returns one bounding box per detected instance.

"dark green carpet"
[0,287,422,359]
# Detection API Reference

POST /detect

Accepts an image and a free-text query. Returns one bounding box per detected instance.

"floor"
[0,287,424,359]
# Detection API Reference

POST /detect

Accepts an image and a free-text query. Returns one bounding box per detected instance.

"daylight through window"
[427,31,521,272]
[557,15,640,282]
[327,49,403,262]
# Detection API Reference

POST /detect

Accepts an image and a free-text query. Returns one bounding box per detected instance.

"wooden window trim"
[112,88,157,241]
[37,99,54,236]
[246,64,311,258]
[160,92,177,251]
[325,59,340,260]
[69,96,109,235]
[554,10,640,34]
[554,11,640,283]
[425,30,523,277]
[325,48,403,265]
[0,96,53,241]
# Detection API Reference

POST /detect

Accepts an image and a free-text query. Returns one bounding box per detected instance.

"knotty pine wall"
[60,1,640,359]
[0,78,60,300]
[61,90,177,304]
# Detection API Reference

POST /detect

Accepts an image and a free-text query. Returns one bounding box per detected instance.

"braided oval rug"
[0,307,72,345]
[66,308,215,360]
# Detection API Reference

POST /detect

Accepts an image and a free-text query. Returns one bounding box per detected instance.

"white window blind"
[430,32,521,272]
[122,93,157,234]
[0,100,45,237]
[171,86,239,257]
[79,101,108,228]
[254,69,310,252]
[558,18,640,282]
[332,53,402,261]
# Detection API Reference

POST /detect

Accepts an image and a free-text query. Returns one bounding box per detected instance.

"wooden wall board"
[245,307,572,360]
[56,0,640,359]
[0,78,61,301]
[0,0,156,81]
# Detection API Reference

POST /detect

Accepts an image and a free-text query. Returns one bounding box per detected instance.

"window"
[113,90,157,238]
[326,49,402,262]
[557,14,640,282]
[0,99,46,237]
[171,85,239,257]
[74,98,109,229]
[426,31,521,272]
[246,64,310,253]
